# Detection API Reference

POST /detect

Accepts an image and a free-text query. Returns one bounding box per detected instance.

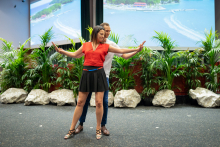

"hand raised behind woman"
[52,42,64,54]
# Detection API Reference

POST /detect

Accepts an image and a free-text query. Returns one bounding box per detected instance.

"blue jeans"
[79,78,109,126]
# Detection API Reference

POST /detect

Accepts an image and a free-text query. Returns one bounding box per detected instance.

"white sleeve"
[110,42,122,57]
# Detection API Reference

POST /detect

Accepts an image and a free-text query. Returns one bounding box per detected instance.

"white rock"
[48,89,76,106]
[90,93,96,106]
[108,92,114,106]
[152,89,176,108]
[0,88,28,104]
[24,89,49,106]
[189,87,220,107]
[90,92,114,106]
[114,89,141,108]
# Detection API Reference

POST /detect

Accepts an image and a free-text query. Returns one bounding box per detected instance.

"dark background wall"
[215,0,220,33]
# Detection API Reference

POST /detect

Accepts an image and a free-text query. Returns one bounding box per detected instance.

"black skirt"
[79,66,109,92]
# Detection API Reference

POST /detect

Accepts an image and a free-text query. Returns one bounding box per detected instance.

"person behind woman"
[52,25,145,140]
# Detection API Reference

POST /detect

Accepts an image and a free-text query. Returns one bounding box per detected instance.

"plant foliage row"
[1,27,220,98]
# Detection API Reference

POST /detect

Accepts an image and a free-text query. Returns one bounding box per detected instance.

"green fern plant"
[109,31,120,45]
[0,38,16,63]
[56,53,75,91]
[139,47,160,97]
[55,35,84,97]
[198,28,220,92]
[0,38,31,92]
[181,49,204,92]
[110,52,139,95]
[151,31,184,90]
[86,26,93,41]
[69,36,85,97]
[22,27,59,92]
[86,26,93,35]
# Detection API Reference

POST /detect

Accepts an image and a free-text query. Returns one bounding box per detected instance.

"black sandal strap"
[68,129,75,135]
[96,129,101,134]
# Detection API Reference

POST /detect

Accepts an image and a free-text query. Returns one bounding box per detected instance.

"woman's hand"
[137,41,146,52]
[52,42,64,54]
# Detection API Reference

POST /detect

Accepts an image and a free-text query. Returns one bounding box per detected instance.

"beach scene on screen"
[104,0,215,47]
[30,0,81,46]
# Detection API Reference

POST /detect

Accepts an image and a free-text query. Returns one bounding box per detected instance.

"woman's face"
[97,30,105,42]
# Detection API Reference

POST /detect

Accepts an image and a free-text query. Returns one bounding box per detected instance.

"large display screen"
[104,0,215,48]
[30,0,81,47]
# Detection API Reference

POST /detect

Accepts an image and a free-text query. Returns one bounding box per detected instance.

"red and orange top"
[82,42,109,67]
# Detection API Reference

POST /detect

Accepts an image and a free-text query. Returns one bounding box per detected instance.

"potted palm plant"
[22,27,59,92]
[59,35,85,97]
[150,31,185,107]
[110,49,141,108]
[151,31,184,90]
[178,49,204,105]
[198,28,220,93]
[139,47,161,105]
[0,37,30,92]
[182,49,204,92]
[110,55,138,92]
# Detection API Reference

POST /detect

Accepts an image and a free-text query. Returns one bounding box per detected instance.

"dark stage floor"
[0,103,220,147]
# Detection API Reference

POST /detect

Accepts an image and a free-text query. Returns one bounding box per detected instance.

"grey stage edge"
[0,103,220,147]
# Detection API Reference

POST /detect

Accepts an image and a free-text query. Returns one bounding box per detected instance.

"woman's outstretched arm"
[52,42,83,58]
[108,41,146,54]
[75,53,84,58]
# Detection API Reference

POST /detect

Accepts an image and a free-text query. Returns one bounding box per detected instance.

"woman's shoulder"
[83,42,92,45]
[100,43,109,54]
[83,42,92,48]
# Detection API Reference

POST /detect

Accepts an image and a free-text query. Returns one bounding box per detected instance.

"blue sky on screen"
[104,0,214,47]
[31,0,52,9]
[30,0,81,45]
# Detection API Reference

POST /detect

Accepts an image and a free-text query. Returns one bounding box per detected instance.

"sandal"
[96,129,102,140]
[64,129,75,139]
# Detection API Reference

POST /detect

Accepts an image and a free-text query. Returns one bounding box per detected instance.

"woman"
[52,25,145,140]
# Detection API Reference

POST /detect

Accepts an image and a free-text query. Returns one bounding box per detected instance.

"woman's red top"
[82,42,109,67]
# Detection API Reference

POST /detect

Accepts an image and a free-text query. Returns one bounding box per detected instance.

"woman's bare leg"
[68,92,89,131]
[95,92,104,139]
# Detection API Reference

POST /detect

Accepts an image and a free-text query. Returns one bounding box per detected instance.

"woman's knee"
[77,100,85,107]
[95,101,103,108]
[77,92,89,107]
